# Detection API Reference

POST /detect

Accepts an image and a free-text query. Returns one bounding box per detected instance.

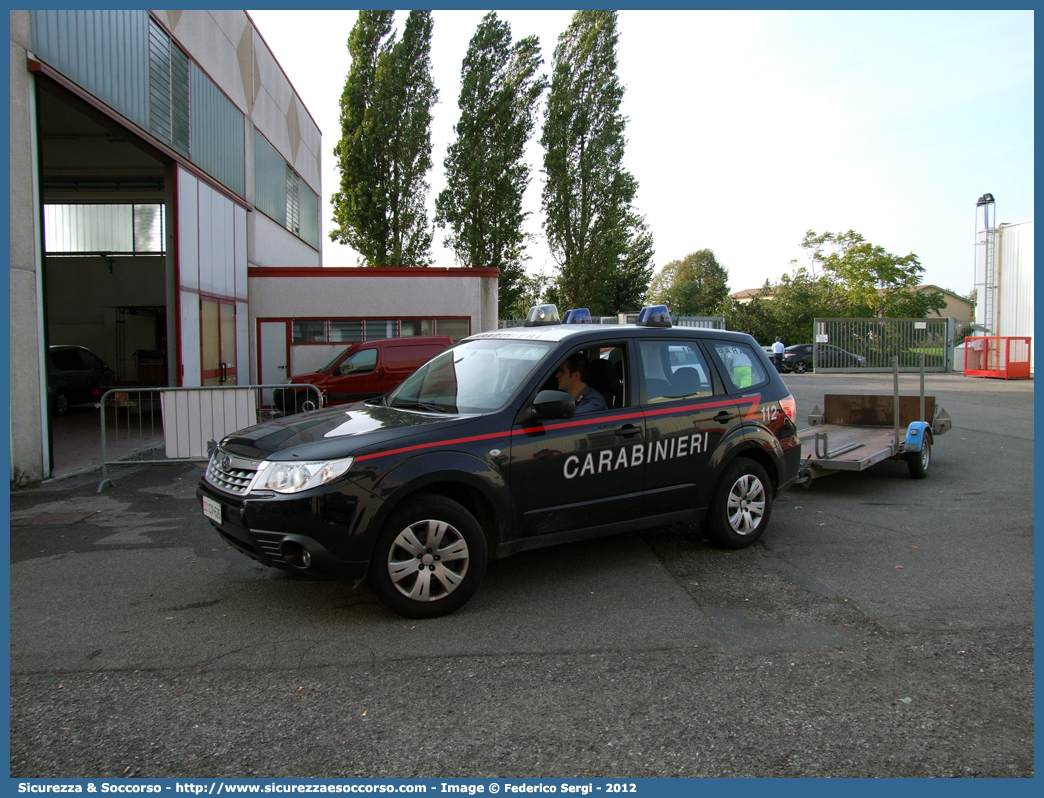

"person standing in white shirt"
[772,337,785,372]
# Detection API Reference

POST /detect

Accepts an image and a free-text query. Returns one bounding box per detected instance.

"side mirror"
[528,389,575,421]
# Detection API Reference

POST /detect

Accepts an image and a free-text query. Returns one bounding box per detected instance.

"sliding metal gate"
[812,318,957,373]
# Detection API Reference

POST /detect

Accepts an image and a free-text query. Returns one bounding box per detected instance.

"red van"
[274,336,452,413]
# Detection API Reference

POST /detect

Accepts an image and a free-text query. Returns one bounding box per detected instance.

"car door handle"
[714,411,737,424]
[614,424,642,438]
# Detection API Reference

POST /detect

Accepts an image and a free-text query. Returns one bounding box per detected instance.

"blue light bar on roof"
[635,305,672,327]
[523,304,561,327]
[562,308,593,324]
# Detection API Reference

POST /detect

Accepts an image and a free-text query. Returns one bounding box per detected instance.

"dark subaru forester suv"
[199,305,801,618]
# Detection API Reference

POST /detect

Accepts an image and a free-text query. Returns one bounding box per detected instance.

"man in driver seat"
[555,353,608,414]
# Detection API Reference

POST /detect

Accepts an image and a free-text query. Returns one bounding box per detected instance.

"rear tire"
[703,459,773,549]
[367,495,487,619]
[794,361,808,374]
[907,436,931,479]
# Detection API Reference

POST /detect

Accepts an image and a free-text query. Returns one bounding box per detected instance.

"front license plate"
[202,495,222,524]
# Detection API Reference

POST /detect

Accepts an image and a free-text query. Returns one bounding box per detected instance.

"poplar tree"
[540,10,653,315]
[435,12,547,317]
[330,11,437,267]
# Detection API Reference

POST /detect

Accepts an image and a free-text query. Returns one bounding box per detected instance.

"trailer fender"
[904,421,932,453]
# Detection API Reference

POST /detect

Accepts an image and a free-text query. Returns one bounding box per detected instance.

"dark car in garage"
[781,343,866,373]
[48,345,113,415]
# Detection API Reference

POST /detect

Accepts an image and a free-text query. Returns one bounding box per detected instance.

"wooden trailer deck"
[797,423,900,472]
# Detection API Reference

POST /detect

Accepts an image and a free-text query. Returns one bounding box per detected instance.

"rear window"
[639,340,714,403]
[708,342,769,393]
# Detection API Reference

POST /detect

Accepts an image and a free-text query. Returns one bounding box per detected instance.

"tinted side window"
[540,344,629,410]
[709,342,769,392]
[81,350,104,369]
[639,340,713,403]
[338,348,377,375]
[50,349,83,371]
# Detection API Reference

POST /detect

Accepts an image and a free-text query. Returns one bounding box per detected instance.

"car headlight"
[253,457,354,493]
[280,378,293,385]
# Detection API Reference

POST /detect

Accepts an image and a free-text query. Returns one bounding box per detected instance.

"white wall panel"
[235,205,248,300]
[236,301,250,383]
[198,184,213,293]
[998,221,1033,342]
[177,167,199,290]
[180,289,201,387]
[221,198,235,298]
[249,208,321,266]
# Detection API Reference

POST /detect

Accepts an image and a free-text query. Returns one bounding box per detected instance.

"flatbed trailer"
[796,356,952,486]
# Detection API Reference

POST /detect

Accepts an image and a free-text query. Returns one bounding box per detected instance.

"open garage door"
[35,77,174,477]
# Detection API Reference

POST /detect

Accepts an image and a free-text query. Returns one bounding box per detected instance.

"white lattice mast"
[974,193,997,335]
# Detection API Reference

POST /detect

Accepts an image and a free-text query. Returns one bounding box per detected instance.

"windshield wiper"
[391,401,449,414]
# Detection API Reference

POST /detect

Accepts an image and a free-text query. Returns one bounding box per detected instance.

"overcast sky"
[247,9,1033,298]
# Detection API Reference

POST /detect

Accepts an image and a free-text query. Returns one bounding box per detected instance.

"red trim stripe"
[248,267,501,279]
[354,430,510,462]
[353,395,764,463]
[743,395,763,419]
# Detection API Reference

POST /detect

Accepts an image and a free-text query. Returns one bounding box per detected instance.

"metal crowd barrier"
[97,383,322,492]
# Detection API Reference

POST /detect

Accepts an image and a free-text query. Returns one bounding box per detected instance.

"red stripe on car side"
[743,395,762,420]
[354,430,512,462]
[353,395,760,462]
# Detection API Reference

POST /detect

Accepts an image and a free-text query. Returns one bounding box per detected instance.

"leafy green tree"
[502,271,554,321]
[436,13,546,314]
[715,291,778,346]
[647,249,729,315]
[800,230,944,318]
[330,11,437,267]
[540,10,653,316]
[768,267,846,344]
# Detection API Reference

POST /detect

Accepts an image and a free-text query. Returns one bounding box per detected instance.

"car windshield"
[387,338,552,414]
[318,348,352,373]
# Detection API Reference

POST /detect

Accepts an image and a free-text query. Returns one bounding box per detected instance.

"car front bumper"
[196,480,380,580]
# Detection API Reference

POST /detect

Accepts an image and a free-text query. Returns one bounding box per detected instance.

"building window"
[148,19,190,157]
[329,320,363,343]
[365,319,399,339]
[400,319,433,337]
[288,318,471,344]
[43,204,165,254]
[292,321,326,343]
[285,166,300,236]
[435,319,471,341]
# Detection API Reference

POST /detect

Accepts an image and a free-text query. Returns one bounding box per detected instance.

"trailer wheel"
[703,459,773,549]
[907,435,931,479]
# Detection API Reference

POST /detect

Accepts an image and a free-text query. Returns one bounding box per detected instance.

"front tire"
[367,495,487,619]
[299,390,320,412]
[53,391,70,416]
[704,459,773,548]
[907,436,931,479]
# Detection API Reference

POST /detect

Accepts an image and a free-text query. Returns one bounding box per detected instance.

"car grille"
[205,451,263,496]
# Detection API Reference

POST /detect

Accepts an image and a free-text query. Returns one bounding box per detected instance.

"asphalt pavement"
[9,372,1034,778]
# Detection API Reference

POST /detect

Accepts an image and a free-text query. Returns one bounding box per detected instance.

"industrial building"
[10,9,497,480]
